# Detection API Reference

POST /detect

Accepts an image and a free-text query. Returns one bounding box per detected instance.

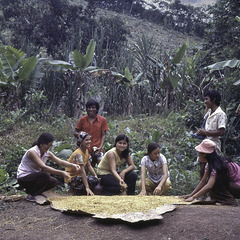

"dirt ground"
[0,198,240,240]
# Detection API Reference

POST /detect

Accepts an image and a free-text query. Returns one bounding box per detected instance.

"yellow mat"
[48,195,191,223]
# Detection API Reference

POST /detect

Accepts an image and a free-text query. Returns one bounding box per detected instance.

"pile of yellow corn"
[48,195,191,215]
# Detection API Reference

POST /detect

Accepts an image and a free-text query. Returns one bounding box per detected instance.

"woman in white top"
[17,132,80,201]
[138,142,171,195]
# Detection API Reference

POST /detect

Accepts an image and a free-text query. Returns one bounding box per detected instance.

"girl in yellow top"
[66,131,98,195]
[97,134,137,195]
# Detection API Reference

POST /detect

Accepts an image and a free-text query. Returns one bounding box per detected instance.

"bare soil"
[0,199,239,240]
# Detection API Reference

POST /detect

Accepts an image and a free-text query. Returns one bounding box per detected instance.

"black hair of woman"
[147,142,160,155]
[206,150,232,185]
[77,131,89,147]
[32,132,54,147]
[114,134,129,159]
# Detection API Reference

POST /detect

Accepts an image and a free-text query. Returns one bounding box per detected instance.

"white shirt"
[17,145,50,179]
[205,106,227,152]
[141,153,169,183]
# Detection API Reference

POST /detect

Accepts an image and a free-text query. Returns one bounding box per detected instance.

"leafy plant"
[0,46,37,109]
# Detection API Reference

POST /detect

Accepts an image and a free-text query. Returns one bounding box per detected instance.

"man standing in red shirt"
[74,99,109,167]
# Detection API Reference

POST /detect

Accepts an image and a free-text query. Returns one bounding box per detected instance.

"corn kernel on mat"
[48,195,191,222]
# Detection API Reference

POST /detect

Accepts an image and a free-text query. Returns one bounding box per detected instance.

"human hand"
[179,194,191,199]
[197,128,206,135]
[184,196,195,202]
[153,186,162,195]
[139,190,147,196]
[62,171,70,180]
[93,147,100,156]
[119,171,126,180]
[72,164,81,172]
[119,178,126,187]
[86,188,94,196]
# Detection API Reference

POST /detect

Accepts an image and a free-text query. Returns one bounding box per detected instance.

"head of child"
[114,134,129,159]
[77,131,91,149]
[147,142,160,161]
[195,139,217,162]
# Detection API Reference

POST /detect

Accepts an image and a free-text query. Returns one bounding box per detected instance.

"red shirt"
[75,114,108,152]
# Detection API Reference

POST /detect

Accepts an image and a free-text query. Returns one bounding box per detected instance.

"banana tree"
[205,59,240,86]
[147,42,187,110]
[45,39,96,117]
[115,67,147,114]
[0,46,37,109]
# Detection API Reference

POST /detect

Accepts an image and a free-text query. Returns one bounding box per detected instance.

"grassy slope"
[96,7,203,51]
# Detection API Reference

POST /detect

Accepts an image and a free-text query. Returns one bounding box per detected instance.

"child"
[65,131,98,195]
[97,134,137,195]
[138,142,171,195]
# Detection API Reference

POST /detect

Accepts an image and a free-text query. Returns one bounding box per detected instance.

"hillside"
[96,8,203,51]
[181,0,216,7]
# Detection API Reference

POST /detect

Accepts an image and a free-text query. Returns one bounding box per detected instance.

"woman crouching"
[97,134,137,195]
[183,139,240,206]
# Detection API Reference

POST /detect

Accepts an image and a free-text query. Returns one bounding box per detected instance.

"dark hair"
[147,142,160,155]
[86,99,99,113]
[206,150,231,185]
[32,132,54,147]
[77,133,89,147]
[204,90,221,106]
[114,134,129,159]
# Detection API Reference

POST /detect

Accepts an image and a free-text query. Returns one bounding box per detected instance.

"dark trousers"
[99,170,137,195]
[17,172,58,196]
[68,176,99,195]
[210,181,240,206]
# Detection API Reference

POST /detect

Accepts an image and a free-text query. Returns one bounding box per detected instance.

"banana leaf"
[73,50,86,69]
[19,56,38,81]
[84,39,95,68]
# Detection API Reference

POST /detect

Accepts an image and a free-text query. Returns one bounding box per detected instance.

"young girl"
[183,139,240,206]
[97,134,137,195]
[138,142,171,196]
[17,132,80,202]
[65,131,99,196]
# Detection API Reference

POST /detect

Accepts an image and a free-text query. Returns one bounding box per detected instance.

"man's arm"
[197,128,225,137]
[74,128,80,138]
[99,131,107,150]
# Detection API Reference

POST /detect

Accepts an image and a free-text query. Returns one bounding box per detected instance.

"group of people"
[17,91,240,206]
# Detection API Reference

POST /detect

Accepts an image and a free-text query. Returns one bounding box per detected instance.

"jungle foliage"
[0,0,240,195]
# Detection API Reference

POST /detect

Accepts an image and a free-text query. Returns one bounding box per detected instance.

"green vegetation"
[0,112,201,195]
[0,0,240,195]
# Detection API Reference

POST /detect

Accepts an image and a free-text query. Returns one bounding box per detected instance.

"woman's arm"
[27,150,70,179]
[79,165,94,196]
[153,164,168,195]
[48,152,80,172]
[182,171,208,199]
[139,165,147,195]
[185,174,216,202]
[86,158,97,178]
[119,154,135,180]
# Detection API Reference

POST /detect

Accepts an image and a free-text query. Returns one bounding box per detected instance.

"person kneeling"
[182,139,240,206]
[97,134,137,195]
[65,132,99,196]
[138,142,171,196]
